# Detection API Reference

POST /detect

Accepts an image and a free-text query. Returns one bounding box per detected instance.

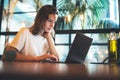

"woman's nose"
[50,22,55,27]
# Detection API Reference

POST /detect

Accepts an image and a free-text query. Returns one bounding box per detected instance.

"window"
[0,0,119,63]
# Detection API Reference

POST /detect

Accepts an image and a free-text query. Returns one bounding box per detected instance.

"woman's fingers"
[47,54,58,61]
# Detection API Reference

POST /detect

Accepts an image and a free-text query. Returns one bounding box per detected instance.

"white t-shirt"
[9,28,49,56]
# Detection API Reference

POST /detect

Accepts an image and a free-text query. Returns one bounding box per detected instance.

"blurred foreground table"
[0,61,120,80]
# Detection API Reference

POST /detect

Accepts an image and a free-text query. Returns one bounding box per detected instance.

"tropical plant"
[55,0,110,30]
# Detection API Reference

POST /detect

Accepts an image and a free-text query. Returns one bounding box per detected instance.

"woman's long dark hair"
[29,5,58,35]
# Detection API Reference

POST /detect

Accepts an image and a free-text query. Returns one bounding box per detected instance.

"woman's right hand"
[36,53,58,62]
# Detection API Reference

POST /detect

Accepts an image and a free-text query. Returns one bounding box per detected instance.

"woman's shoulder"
[19,27,29,31]
[19,27,30,33]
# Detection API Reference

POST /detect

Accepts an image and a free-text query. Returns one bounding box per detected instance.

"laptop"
[43,31,93,64]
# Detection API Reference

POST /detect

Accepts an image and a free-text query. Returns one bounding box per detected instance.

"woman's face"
[43,14,58,33]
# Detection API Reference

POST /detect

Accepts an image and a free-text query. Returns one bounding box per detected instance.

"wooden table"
[0,61,120,80]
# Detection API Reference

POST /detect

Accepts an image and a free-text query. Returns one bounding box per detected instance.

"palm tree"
[55,0,110,30]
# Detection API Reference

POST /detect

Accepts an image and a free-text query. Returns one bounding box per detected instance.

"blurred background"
[0,0,119,63]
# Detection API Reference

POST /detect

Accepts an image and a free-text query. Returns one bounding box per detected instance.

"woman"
[2,5,59,62]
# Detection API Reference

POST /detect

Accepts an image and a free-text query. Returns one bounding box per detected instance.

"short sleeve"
[10,28,27,52]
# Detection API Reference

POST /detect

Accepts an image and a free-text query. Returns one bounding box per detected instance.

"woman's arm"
[2,46,17,61]
[2,46,58,62]
[2,46,37,61]
[44,32,59,60]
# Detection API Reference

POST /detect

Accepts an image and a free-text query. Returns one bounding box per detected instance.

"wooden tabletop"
[0,61,120,80]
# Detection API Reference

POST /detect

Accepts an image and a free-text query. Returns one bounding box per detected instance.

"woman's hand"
[37,53,58,62]
[46,53,58,62]
[43,32,51,39]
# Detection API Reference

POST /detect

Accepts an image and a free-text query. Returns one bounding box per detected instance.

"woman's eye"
[47,19,53,22]
[47,19,56,23]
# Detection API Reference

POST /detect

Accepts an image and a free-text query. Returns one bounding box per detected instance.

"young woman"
[2,5,59,62]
